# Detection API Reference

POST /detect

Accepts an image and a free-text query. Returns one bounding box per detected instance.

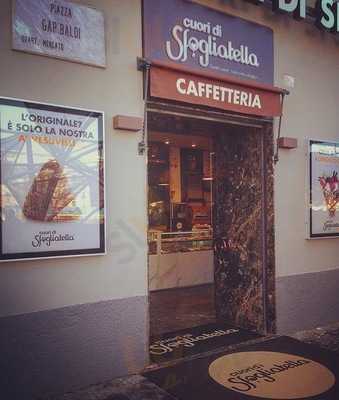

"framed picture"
[0,97,105,261]
[181,149,204,201]
[181,148,203,174]
[309,139,339,238]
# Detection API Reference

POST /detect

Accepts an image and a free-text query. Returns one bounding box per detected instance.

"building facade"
[0,0,339,398]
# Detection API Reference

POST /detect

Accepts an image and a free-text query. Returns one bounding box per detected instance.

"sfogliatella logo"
[208,351,335,399]
[165,17,259,69]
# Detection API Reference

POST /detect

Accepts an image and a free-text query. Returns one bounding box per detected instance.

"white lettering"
[187,80,198,96]
[220,87,227,102]
[176,78,186,94]
[226,88,234,103]
[318,0,335,30]
[213,85,220,100]
[183,17,191,28]
[198,81,205,97]
[175,77,263,110]
[165,20,260,69]
[252,95,262,109]
[233,90,240,105]
[240,91,248,106]
[278,0,299,13]
[233,49,241,62]
[150,329,239,355]
[249,53,259,67]
[205,83,213,98]
[166,25,185,61]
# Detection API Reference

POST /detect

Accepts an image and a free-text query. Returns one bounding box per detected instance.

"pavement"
[42,322,339,400]
[290,321,339,353]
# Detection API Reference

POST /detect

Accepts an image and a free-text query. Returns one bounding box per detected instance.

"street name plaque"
[12,0,106,67]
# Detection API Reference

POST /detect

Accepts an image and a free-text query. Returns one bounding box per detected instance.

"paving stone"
[41,375,176,400]
[290,322,339,354]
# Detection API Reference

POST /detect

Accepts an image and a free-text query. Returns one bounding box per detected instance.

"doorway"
[148,114,215,337]
[147,109,275,346]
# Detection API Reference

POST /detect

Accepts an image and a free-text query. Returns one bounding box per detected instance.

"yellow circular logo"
[208,351,335,399]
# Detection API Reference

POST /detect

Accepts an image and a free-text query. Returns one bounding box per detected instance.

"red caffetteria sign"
[150,66,282,117]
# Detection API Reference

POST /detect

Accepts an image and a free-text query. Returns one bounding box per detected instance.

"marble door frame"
[260,123,276,334]
[146,103,276,338]
[263,122,276,334]
[213,122,275,335]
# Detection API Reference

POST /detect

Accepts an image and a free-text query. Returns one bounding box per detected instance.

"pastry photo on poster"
[309,140,339,238]
[0,97,105,261]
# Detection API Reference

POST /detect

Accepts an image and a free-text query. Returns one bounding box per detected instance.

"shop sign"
[143,0,274,85]
[243,0,339,34]
[12,0,106,67]
[209,351,335,399]
[150,67,282,117]
[309,140,339,238]
[0,97,105,261]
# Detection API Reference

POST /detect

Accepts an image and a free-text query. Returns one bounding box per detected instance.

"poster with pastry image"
[0,97,105,261]
[309,140,339,238]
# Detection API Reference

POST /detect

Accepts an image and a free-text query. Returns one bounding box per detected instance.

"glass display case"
[148,228,213,255]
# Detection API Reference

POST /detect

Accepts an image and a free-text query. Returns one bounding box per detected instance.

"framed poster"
[309,140,339,238]
[0,97,105,261]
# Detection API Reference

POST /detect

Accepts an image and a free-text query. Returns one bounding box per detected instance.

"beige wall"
[1,0,339,318]
[0,0,147,317]
[195,0,339,278]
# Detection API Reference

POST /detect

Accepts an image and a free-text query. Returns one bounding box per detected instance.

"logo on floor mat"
[150,328,239,355]
[208,351,335,399]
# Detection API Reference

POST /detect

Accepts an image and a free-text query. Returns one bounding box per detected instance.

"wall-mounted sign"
[143,0,274,85]
[0,97,105,261]
[243,0,339,34]
[12,0,106,67]
[150,67,282,117]
[209,351,335,399]
[315,0,339,32]
[309,140,339,238]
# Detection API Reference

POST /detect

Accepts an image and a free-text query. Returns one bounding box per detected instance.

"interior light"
[165,140,170,145]
[192,143,196,148]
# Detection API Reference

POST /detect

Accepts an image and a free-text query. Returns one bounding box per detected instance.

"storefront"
[141,0,287,337]
[1,0,339,399]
